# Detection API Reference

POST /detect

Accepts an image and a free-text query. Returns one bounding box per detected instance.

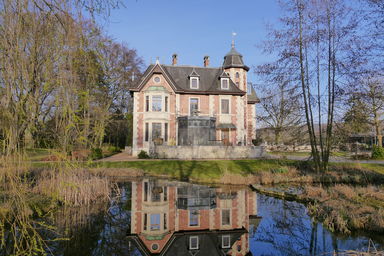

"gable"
[130,64,180,93]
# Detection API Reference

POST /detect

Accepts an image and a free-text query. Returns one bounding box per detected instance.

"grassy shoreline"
[88,159,384,184]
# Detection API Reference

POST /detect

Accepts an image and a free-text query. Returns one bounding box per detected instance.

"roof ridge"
[162,64,222,70]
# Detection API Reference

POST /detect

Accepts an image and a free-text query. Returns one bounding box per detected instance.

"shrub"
[90,148,103,160]
[138,150,150,159]
[371,145,384,159]
[107,145,121,153]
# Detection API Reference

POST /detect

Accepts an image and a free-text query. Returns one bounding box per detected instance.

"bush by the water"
[138,150,150,159]
[371,145,384,159]
[90,148,103,160]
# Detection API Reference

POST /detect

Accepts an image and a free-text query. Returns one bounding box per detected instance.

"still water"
[47,178,383,256]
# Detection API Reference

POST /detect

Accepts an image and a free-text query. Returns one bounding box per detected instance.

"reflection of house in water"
[127,179,261,255]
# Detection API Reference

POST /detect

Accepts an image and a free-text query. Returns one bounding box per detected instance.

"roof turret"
[223,45,250,71]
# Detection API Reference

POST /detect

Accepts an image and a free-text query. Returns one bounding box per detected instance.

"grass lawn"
[269,151,351,158]
[92,159,297,182]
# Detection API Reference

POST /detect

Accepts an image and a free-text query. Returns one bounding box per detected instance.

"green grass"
[269,151,351,158]
[25,148,52,161]
[92,159,296,182]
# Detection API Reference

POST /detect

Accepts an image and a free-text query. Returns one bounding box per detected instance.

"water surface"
[46,178,382,255]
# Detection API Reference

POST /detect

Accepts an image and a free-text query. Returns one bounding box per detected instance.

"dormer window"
[222,235,231,249]
[189,236,199,250]
[221,78,229,90]
[190,77,199,89]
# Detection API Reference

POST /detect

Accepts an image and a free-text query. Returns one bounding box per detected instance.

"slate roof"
[131,64,246,95]
[223,47,250,71]
[162,65,245,95]
[130,46,258,101]
[127,228,248,256]
[247,85,260,104]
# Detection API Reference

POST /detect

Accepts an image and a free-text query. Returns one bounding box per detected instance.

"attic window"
[189,236,199,250]
[190,77,199,89]
[222,235,231,248]
[221,78,229,90]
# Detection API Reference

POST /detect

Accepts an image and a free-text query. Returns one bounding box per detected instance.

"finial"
[156,56,160,64]
[231,32,237,48]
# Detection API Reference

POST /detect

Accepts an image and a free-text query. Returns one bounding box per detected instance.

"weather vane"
[232,32,237,48]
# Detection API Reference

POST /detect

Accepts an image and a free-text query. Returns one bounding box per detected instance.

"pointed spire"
[231,32,237,48]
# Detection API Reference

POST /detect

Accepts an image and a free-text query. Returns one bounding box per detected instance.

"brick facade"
[130,47,258,155]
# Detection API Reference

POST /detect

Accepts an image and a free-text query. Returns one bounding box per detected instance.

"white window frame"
[222,235,231,248]
[190,77,199,89]
[151,95,162,112]
[221,78,229,90]
[189,97,199,116]
[189,236,199,250]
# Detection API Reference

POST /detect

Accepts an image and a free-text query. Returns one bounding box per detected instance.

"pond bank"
[90,159,384,185]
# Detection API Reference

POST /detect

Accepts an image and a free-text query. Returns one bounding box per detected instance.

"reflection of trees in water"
[252,195,375,256]
[254,195,313,255]
[46,183,143,256]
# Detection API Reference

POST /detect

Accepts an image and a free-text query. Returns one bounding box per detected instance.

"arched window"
[235,72,240,78]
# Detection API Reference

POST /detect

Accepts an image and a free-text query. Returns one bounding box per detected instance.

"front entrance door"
[221,129,230,145]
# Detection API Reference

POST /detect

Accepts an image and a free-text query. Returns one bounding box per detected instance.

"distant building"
[127,179,261,255]
[129,44,259,156]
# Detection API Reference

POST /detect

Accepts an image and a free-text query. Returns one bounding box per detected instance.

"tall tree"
[343,94,370,135]
[255,67,302,144]
[360,76,384,146]
[261,0,359,171]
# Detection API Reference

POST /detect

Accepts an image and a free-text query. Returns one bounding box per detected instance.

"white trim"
[221,78,229,90]
[222,235,231,248]
[190,77,199,89]
[189,236,199,250]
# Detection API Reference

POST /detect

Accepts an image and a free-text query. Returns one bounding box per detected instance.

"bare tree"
[261,0,360,171]
[255,66,302,145]
[359,76,384,146]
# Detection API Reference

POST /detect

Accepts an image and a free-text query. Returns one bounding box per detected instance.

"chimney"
[172,54,178,65]
[204,56,210,67]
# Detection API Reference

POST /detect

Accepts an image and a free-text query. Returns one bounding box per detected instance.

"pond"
[45,178,383,256]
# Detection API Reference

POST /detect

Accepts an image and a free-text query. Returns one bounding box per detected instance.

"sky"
[101,0,282,83]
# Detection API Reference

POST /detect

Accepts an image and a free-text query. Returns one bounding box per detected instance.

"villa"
[129,44,259,157]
